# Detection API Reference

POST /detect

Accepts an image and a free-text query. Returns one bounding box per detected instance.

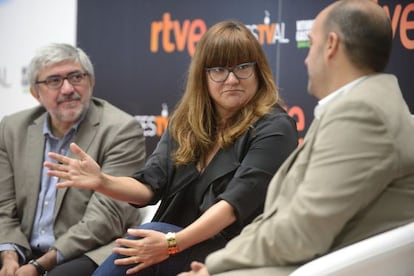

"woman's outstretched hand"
[44,142,102,191]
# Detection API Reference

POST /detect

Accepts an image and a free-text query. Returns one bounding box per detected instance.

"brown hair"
[170,20,282,166]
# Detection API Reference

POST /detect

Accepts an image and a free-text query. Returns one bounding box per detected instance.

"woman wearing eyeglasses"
[45,20,298,276]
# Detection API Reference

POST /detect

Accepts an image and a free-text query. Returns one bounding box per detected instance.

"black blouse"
[132,104,298,263]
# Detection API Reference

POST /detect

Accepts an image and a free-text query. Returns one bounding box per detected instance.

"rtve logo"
[150,12,288,56]
[150,13,206,56]
[376,1,414,50]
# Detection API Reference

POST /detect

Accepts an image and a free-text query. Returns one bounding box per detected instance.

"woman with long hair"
[45,20,298,275]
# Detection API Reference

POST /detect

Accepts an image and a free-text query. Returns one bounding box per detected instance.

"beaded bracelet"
[165,232,179,255]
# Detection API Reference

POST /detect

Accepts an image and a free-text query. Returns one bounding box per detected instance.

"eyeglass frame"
[35,71,89,89]
[205,62,256,83]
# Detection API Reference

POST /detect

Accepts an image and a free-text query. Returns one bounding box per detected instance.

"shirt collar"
[314,76,368,119]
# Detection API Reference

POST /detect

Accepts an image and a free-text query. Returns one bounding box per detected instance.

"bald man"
[179,0,414,275]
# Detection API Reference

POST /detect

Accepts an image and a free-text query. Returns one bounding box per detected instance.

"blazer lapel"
[54,103,100,218]
[24,114,47,231]
[264,118,321,213]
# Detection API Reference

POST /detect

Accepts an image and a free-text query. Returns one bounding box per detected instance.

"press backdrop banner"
[1,1,412,155]
[76,0,414,154]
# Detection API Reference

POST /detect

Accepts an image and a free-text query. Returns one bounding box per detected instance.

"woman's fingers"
[114,239,144,252]
[112,245,139,257]
[43,143,101,191]
[127,228,150,237]
[55,180,75,189]
[46,143,90,165]
[47,151,68,164]
[70,142,90,161]
[44,160,68,170]
[126,262,150,275]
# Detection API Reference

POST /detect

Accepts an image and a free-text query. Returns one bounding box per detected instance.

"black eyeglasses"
[205,62,256,83]
[35,72,89,89]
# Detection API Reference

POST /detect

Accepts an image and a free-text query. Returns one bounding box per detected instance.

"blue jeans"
[92,222,189,276]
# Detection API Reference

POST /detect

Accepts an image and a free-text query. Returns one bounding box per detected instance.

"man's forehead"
[38,60,82,77]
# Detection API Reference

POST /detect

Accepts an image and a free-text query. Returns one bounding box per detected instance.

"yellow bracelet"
[165,232,179,255]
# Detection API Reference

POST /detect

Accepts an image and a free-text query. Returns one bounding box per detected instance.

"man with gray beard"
[0,43,145,276]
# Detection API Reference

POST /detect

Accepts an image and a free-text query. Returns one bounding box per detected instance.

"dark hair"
[324,0,392,72]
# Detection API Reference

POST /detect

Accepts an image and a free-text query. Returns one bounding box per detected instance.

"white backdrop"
[0,0,77,120]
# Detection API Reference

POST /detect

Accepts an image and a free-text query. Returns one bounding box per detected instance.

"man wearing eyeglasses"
[0,43,145,276]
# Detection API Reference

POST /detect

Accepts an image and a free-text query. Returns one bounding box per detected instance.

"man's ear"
[30,86,41,101]
[89,76,95,88]
[326,31,340,59]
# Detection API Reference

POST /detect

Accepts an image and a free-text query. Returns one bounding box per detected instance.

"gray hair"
[28,43,95,86]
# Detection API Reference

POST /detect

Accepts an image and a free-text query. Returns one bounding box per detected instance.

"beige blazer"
[206,74,414,275]
[0,97,145,264]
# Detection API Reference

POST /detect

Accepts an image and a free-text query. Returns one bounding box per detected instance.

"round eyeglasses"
[205,62,256,83]
[35,72,89,89]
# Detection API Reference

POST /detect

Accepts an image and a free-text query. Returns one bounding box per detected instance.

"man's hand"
[14,249,57,276]
[0,251,19,276]
[36,248,57,271]
[177,261,210,276]
[15,264,38,276]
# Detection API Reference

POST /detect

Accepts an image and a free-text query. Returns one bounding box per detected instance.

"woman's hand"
[113,229,172,275]
[177,261,210,276]
[44,142,102,191]
[45,142,153,205]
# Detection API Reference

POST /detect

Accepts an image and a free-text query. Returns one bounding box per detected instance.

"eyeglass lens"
[37,72,87,89]
[207,62,255,82]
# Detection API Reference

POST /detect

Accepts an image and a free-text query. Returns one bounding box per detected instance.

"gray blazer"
[0,97,145,264]
[206,74,414,276]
